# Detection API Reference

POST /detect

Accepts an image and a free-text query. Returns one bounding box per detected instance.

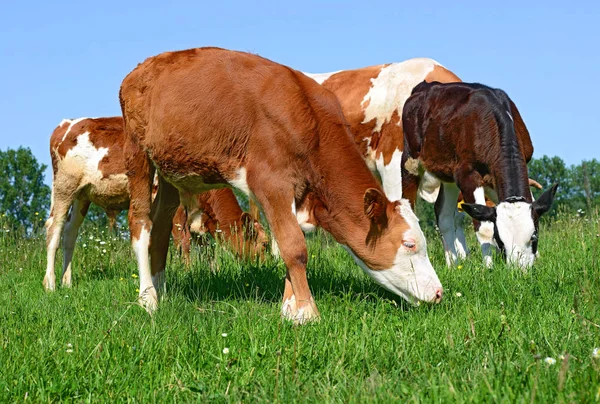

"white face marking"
[495,202,536,268]
[302,70,341,84]
[346,199,442,303]
[506,110,514,121]
[375,148,403,202]
[229,167,250,196]
[361,58,442,133]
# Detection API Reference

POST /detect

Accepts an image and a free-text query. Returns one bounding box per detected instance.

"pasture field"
[1,213,599,402]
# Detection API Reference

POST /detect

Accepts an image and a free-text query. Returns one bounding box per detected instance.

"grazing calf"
[402,81,558,269]
[44,117,265,291]
[119,47,443,323]
[171,189,269,262]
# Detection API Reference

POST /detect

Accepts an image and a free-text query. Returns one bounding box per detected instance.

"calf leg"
[471,187,495,268]
[171,205,192,267]
[250,180,318,324]
[125,147,156,311]
[61,198,90,287]
[44,179,78,291]
[455,169,495,268]
[149,176,180,295]
[435,183,462,267]
[453,211,468,260]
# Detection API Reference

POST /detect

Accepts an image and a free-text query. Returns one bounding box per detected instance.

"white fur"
[473,186,495,268]
[303,70,341,85]
[292,199,316,233]
[132,226,157,311]
[418,171,441,203]
[345,199,442,303]
[229,167,250,196]
[376,148,403,201]
[495,202,536,268]
[361,58,441,133]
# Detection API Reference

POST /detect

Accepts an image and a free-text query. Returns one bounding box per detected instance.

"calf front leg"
[251,181,319,324]
[455,169,495,268]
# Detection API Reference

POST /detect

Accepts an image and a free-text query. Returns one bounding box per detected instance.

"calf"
[402,81,557,268]
[171,189,268,262]
[43,117,265,291]
[119,47,443,323]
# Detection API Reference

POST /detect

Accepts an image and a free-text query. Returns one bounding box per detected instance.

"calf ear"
[461,203,497,222]
[240,212,257,240]
[364,188,388,227]
[532,183,558,216]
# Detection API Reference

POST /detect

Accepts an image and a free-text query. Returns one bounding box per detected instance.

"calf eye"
[403,241,416,250]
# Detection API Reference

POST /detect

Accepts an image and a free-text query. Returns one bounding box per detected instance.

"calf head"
[221,212,269,261]
[349,188,443,304]
[461,183,558,269]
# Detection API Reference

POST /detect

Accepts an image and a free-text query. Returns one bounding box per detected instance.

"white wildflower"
[99,241,106,245]
[67,343,73,348]
[102,249,107,253]
[544,357,556,366]
[222,347,229,354]
[593,348,600,359]
[83,243,87,248]
[221,333,228,338]
[455,292,462,297]
[66,349,73,353]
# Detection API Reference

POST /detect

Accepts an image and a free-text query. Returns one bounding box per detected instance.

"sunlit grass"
[0,213,598,402]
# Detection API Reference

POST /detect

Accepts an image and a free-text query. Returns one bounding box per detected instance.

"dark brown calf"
[402,81,557,269]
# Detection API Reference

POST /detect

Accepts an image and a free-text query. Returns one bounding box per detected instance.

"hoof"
[43,276,56,292]
[281,295,320,325]
[139,286,158,313]
[61,274,72,288]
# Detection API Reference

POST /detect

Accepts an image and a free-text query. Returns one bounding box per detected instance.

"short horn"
[528,178,542,190]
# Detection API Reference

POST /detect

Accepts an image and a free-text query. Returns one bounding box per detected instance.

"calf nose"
[434,288,443,303]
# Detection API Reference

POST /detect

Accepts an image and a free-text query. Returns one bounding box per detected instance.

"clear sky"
[1,0,598,184]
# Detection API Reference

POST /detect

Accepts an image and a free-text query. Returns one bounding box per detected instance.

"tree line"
[0,146,597,234]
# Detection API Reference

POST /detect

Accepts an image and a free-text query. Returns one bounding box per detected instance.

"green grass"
[1,214,599,402]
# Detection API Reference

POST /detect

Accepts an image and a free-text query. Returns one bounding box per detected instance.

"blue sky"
[1,0,598,184]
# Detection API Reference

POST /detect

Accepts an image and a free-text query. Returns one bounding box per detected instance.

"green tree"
[527,155,571,205]
[569,159,600,213]
[0,147,51,232]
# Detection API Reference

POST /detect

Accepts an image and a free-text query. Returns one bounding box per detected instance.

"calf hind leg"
[61,198,90,287]
[44,183,77,291]
[149,177,181,296]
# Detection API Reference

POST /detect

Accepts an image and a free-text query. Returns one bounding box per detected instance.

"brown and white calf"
[44,117,265,290]
[171,189,269,262]
[119,47,443,323]
[304,58,461,203]
[402,81,558,269]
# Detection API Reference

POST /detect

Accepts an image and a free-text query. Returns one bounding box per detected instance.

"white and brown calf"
[44,117,266,291]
